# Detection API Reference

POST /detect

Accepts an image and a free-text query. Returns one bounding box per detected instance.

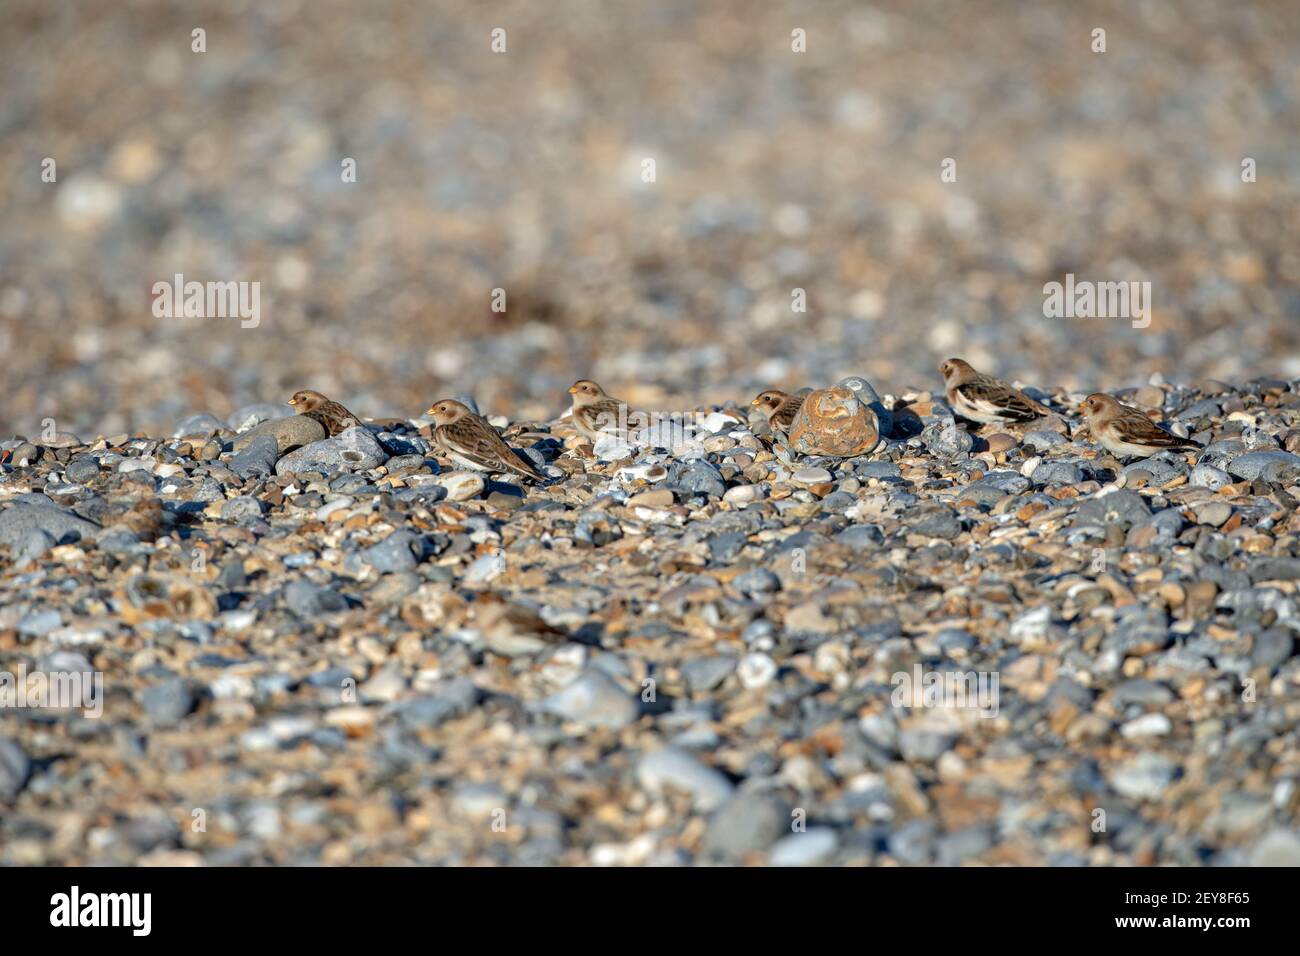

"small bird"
[1078,393,1201,459]
[751,389,805,434]
[288,389,363,436]
[939,358,1051,425]
[472,592,572,658]
[567,380,638,443]
[426,399,545,482]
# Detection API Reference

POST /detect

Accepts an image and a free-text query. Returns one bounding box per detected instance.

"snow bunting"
[472,592,571,658]
[938,358,1051,425]
[567,380,641,443]
[426,399,544,482]
[1079,393,1201,459]
[750,389,805,434]
[288,389,363,436]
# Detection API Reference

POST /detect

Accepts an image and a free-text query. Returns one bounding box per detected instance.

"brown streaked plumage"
[472,592,572,658]
[750,389,805,433]
[567,380,641,443]
[426,399,544,482]
[287,389,363,436]
[938,358,1051,425]
[1079,393,1201,459]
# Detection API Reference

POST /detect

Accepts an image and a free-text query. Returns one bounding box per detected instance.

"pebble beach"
[2,1,1300,866]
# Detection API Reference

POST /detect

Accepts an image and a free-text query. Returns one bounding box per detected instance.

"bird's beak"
[424,407,436,417]
[750,397,760,406]
[567,386,578,395]
[287,399,296,406]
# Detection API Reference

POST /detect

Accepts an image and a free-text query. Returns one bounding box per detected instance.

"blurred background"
[1,0,1297,436]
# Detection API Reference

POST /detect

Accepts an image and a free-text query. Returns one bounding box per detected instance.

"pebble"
[233,415,327,455]
[1120,713,1173,738]
[436,471,486,502]
[769,828,839,866]
[173,413,225,437]
[0,739,31,799]
[1110,752,1179,800]
[140,678,196,724]
[64,457,100,483]
[792,467,833,485]
[15,528,56,567]
[221,496,265,524]
[1227,450,1300,482]
[1194,501,1233,527]
[628,489,674,509]
[637,748,735,810]
[676,461,726,498]
[1248,830,1300,867]
[463,552,506,584]
[722,484,763,505]
[4,364,1300,868]
[702,792,789,859]
[230,435,281,480]
[18,609,63,637]
[535,670,638,729]
[736,652,778,689]
[0,498,99,547]
[788,384,881,457]
[275,426,387,476]
[228,403,293,432]
[362,530,422,573]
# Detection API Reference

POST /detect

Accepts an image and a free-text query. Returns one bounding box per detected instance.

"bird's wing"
[773,394,805,429]
[958,378,1047,421]
[579,398,636,435]
[1113,409,1200,448]
[307,401,363,435]
[441,419,543,479]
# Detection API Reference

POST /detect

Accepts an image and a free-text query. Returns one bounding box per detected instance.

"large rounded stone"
[232,415,327,455]
[786,384,880,457]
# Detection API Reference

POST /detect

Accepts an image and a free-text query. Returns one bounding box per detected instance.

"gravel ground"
[2,380,1300,866]
[1,1,1298,437]
[2,1,1300,865]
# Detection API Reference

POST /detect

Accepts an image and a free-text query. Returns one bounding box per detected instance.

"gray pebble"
[275,427,387,476]
[173,413,226,437]
[15,528,56,566]
[734,568,780,596]
[64,457,100,484]
[229,435,280,480]
[0,739,32,799]
[227,403,292,432]
[1077,490,1150,526]
[681,655,737,693]
[1228,450,1300,482]
[0,497,100,548]
[838,524,884,551]
[535,669,638,729]
[362,530,422,574]
[221,496,265,524]
[233,415,326,455]
[637,747,735,810]
[283,580,348,617]
[1110,752,1179,800]
[770,827,839,866]
[702,791,788,859]
[18,608,62,637]
[140,678,195,723]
